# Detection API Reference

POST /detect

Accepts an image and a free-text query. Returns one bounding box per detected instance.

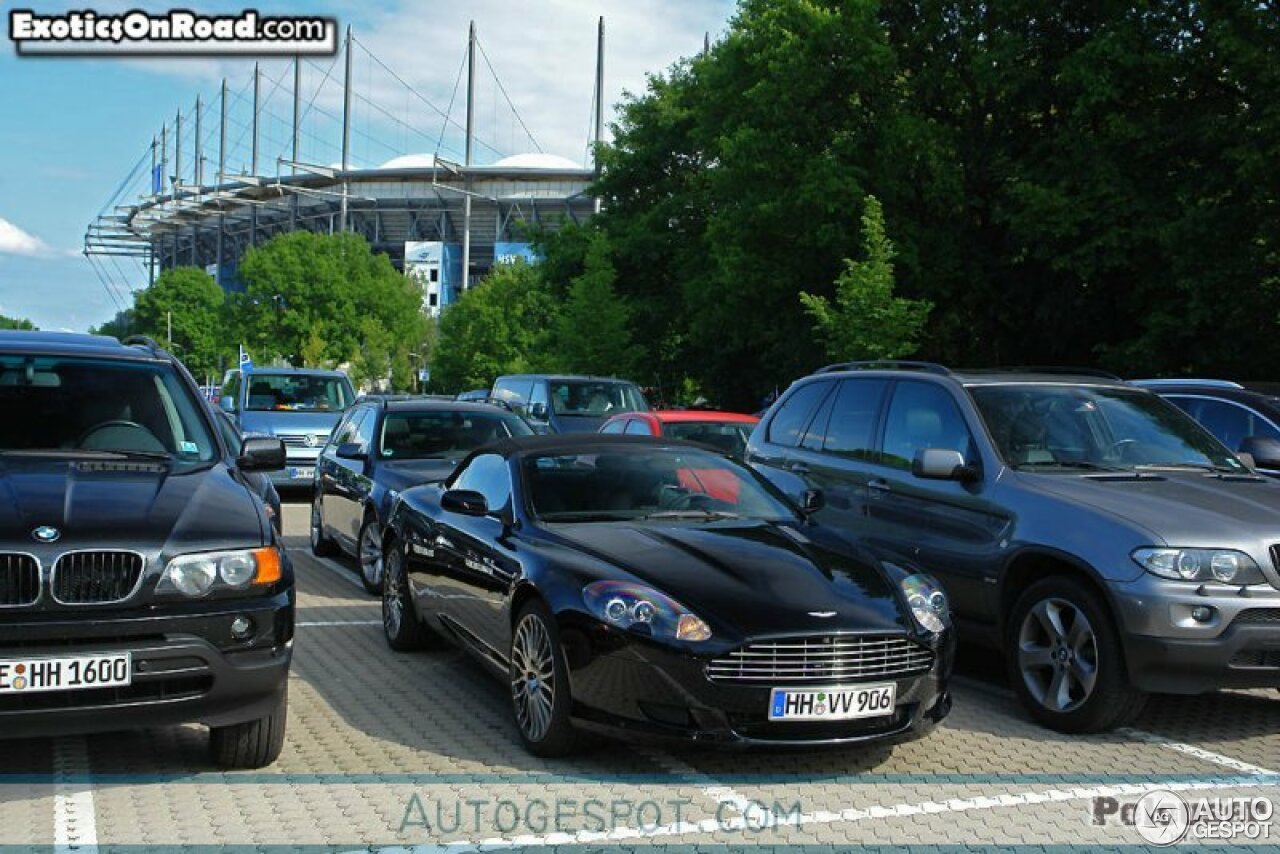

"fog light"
[230,616,254,640]
[1191,606,1214,623]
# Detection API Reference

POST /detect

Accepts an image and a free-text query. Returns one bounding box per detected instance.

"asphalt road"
[1,499,1278,849]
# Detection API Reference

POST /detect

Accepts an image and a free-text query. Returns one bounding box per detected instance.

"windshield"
[245,373,352,412]
[0,355,216,463]
[523,446,796,522]
[662,420,755,457]
[970,385,1244,472]
[549,380,646,417]
[380,410,532,459]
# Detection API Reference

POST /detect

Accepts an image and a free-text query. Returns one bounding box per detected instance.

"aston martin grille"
[0,554,40,606]
[51,551,143,604]
[707,635,935,684]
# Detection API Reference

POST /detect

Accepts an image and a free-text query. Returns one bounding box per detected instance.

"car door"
[339,408,380,543]
[746,379,836,502]
[318,407,362,538]
[432,453,522,661]
[863,380,1010,621]
[803,378,890,538]
[325,406,370,549]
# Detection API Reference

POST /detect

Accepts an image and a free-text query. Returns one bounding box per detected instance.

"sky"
[0,0,735,332]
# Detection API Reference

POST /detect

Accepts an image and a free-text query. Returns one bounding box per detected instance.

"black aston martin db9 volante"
[381,434,954,755]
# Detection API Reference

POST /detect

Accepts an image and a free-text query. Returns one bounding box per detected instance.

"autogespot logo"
[1133,790,1190,846]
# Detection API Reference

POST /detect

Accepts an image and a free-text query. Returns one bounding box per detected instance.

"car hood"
[0,456,265,556]
[546,520,910,638]
[1022,470,1280,544]
[377,459,459,492]
[239,410,342,436]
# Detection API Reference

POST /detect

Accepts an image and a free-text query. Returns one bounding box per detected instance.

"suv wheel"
[358,515,384,595]
[210,688,287,769]
[1007,577,1146,732]
[310,496,338,557]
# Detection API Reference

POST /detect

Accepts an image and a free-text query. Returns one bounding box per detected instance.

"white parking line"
[297,620,382,627]
[638,747,755,815]
[52,736,96,853]
[365,776,1280,851]
[1120,727,1277,776]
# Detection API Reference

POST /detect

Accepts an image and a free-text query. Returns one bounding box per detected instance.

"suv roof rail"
[969,366,1124,381]
[814,360,953,376]
[121,335,166,356]
[1131,378,1245,389]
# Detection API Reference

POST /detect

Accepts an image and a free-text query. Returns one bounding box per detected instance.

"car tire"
[310,495,338,558]
[382,537,432,651]
[510,600,577,757]
[1007,576,1147,733]
[358,514,384,595]
[210,687,287,769]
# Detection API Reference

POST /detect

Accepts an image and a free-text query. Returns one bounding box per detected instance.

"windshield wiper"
[537,511,637,522]
[1012,460,1131,472]
[642,510,742,521]
[1134,462,1237,474]
[0,448,170,461]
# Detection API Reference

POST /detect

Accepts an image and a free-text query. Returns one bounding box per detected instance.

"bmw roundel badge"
[32,526,61,543]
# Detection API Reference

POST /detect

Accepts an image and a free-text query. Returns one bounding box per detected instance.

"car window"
[354,408,379,452]
[549,380,646,416]
[600,419,626,434]
[664,421,753,457]
[335,409,367,447]
[529,380,549,411]
[450,453,512,511]
[493,378,534,407]
[221,371,240,411]
[766,381,833,447]
[624,419,652,436]
[244,373,352,412]
[381,410,531,459]
[823,379,889,460]
[0,355,216,464]
[880,381,974,470]
[1168,396,1280,450]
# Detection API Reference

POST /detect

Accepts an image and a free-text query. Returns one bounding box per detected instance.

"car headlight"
[901,574,949,633]
[583,580,712,642]
[1132,547,1265,585]
[158,547,283,597]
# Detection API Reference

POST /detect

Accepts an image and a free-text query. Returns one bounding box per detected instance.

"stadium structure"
[84,20,610,317]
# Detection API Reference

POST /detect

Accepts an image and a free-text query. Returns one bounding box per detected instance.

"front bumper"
[270,452,320,487]
[558,615,954,747]
[1112,574,1280,693]
[0,589,294,738]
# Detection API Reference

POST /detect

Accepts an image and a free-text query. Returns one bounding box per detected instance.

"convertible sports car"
[381,435,954,755]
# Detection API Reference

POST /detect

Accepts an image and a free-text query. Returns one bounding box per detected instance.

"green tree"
[133,267,227,379]
[800,196,931,362]
[0,315,37,330]
[89,309,133,339]
[430,260,556,393]
[547,234,641,377]
[234,231,427,389]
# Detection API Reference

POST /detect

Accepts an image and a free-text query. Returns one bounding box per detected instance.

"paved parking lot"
[2,500,1278,849]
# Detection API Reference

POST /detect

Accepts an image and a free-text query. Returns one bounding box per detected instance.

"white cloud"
[0,218,52,257]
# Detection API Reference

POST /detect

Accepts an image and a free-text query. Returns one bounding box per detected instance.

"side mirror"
[336,442,366,461]
[1239,436,1280,470]
[441,489,489,516]
[912,448,979,482]
[800,488,825,514]
[528,401,548,421]
[219,395,236,413]
[239,437,286,472]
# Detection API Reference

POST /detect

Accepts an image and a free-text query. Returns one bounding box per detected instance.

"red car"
[599,410,761,503]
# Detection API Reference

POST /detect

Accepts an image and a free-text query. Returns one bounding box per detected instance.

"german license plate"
[289,466,314,480]
[0,653,131,694]
[768,683,895,721]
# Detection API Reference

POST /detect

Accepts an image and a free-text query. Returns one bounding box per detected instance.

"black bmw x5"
[0,331,294,768]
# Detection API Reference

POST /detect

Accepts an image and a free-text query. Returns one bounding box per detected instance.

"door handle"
[867,478,891,493]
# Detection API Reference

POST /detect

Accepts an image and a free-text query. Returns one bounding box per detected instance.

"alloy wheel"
[360,521,383,588]
[510,614,556,742]
[1017,597,1099,713]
